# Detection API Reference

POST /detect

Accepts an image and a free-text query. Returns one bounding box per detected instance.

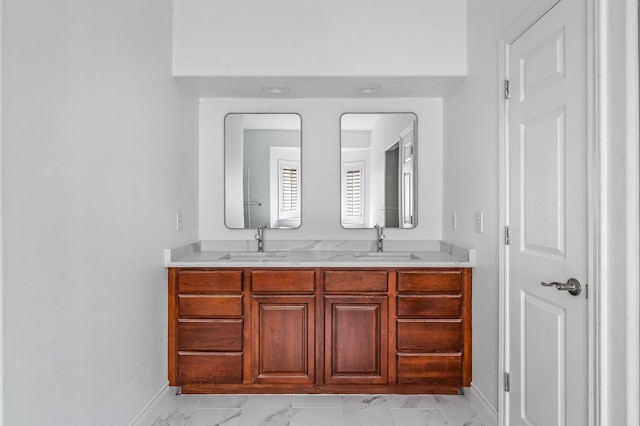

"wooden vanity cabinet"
[249,270,316,385]
[168,269,244,386]
[168,266,471,394]
[396,269,472,388]
[323,270,389,385]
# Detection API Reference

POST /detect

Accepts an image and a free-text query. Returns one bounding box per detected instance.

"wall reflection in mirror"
[225,113,301,229]
[341,113,417,229]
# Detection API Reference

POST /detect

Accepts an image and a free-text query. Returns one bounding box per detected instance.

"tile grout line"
[384,395,398,426]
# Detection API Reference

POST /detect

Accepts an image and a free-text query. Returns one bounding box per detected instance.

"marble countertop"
[165,240,475,268]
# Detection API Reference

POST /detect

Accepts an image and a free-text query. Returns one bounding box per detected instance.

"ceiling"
[175,75,465,98]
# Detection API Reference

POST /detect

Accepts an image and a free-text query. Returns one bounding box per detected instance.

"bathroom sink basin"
[218,252,288,261]
[352,252,421,261]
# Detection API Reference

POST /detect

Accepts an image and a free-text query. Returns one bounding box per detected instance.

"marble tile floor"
[145,393,485,426]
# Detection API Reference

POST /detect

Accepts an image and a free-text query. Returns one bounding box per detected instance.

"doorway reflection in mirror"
[340,113,417,229]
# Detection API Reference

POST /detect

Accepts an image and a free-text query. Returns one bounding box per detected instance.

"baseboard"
[127,382,174,426]
[463,383,499,426]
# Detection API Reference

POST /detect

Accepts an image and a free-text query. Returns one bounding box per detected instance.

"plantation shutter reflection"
[346,169,362,218]
[281,165,298,213]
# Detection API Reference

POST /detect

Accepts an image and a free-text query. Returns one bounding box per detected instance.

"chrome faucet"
[255,224,268,252]
[375,223,385,252]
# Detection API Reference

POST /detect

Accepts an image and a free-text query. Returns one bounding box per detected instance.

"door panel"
[251,295,315,384]
[521,293,566,425]
[520,29,566,100]
[508,0,587,424]
[324,295,388,384]
[521,106,566,258]
[400,121,416,228]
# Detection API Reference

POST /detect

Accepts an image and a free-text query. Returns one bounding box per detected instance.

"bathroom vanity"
[166,241,473,395]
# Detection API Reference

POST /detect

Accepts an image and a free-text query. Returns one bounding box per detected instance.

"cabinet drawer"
[251,270,316,292]
[397,271,462,293]
[179,271,243,293]
[397,353,462,385]
[178,319,243,351]
[397,295,461,318]
[179,352,243,383]
[179,295,243,318]
[397,319,462,351]
[324,271,388,292]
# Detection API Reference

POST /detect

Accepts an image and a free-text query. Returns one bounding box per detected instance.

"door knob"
[540,278,582,296]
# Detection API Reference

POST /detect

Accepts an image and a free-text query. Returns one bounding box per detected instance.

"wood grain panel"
[251,295,315,384]
[178,352,243,384]
[179,270,243,293]
[179,295,243,318]
[251,270,316,292]
[397,295,462,318]
[396,319,462,351]
[178,319,243,351]
[324,295,388,384]
[169,266,472,393]
[168,268,179,385]
[324,270,388,292]
[396,353,462,385]
[462,268,472,387]
[397,270,462,293]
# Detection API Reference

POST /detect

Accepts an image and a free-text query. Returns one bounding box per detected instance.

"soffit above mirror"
[174,0,467,82]
[175,76,465,98]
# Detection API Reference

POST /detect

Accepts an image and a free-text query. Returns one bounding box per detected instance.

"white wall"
[442,0,536,414]
[173,0,466,77]
[224,114,245,228]
[200,98,443,241]
[3,0,198,424]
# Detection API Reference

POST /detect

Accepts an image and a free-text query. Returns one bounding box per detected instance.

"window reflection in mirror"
[225,113,301,229]
[340,113,417,229]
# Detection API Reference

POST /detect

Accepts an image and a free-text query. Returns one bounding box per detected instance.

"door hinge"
[504,80,511,99]
[504,226,510,245]
[504,372,511,392]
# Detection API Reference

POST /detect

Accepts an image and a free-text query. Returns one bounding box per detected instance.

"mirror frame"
[224,112,302,230]
[339,112,418,229]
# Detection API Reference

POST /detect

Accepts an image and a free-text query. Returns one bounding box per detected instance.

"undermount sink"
[352,252,421,261]
[215,251,422,262]
[218,252,288,261]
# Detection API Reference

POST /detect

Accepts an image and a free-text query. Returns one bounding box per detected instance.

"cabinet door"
[251,295,315,384]
[324,295,388,385]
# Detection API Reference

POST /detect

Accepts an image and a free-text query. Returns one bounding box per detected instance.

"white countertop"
[165,240,475,268]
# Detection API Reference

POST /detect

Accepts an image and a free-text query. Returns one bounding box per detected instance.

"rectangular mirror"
[225,113,302,229]
[340,113,417,229]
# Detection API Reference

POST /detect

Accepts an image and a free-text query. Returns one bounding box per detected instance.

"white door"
[399,121,415,228]
[507,0,588,425]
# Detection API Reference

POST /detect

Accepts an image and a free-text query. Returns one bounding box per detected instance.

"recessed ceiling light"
[262,85,290,95]
[355,84,382,95]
